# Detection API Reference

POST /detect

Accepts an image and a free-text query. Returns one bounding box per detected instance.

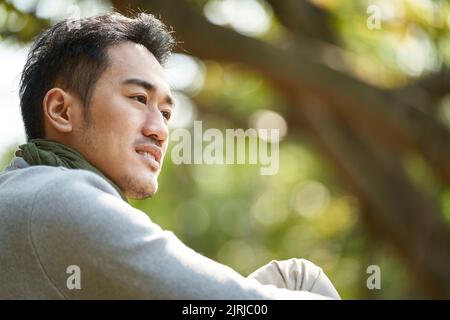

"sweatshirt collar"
[5,156,30,171]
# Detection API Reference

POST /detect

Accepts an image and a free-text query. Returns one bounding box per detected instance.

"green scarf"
[16,139,127,201]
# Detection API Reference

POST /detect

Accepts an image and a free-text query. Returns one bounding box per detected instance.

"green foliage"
[0,0,50,43]
[332,0,450,86]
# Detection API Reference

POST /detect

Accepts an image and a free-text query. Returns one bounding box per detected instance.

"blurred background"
[1,0,450,299]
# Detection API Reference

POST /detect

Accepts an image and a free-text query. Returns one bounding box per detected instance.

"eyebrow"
[122,78,174,107]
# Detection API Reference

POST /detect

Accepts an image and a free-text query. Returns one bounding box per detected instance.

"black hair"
[19,12,175,140]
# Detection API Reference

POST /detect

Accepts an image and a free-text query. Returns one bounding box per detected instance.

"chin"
[119,172,159,200]
[125,183,158,200]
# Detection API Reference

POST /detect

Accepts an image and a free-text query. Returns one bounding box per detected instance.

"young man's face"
[70,42,173,199]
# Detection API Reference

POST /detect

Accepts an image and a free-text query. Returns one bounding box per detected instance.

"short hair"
[19,12,175,140]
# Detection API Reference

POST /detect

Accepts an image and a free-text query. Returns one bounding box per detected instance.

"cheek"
[87,95,147,156]
[95,107,141,142]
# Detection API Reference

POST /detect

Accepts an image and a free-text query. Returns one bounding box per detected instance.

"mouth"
[135,144,162,171]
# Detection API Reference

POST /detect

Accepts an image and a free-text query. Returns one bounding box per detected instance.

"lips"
[135,144,162,170]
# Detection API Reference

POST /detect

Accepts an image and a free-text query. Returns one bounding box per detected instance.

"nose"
[142,108,169,147]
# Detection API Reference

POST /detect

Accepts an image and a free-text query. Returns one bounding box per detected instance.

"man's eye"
[131,95,147,104]
[161,111,171,121]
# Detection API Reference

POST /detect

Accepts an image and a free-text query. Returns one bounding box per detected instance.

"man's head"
[20,13,176,199]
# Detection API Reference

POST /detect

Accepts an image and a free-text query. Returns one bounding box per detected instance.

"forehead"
[104,42,169,91]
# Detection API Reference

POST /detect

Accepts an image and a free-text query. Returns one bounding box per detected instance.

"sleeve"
[246,259,341,299]
[29,170,335,299]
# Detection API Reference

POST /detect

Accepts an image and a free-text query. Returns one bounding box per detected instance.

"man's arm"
[29,170,335,299]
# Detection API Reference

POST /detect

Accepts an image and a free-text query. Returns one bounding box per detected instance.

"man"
[0,12,340,299]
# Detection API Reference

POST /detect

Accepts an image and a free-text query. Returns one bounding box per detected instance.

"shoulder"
[30,165,128,213]
[28,165,153,234]
[28,166,120,199]
[28,166,156,258]
[26,166,138,236]
[1,165,120,218]
[23,168,162,299]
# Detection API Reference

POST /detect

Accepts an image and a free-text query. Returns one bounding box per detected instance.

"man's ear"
[43,88,75,133]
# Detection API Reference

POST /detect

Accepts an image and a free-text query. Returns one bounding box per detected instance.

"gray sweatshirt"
[0,157,340,299]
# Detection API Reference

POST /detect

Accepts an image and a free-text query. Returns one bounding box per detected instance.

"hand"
[247,258,341,299]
